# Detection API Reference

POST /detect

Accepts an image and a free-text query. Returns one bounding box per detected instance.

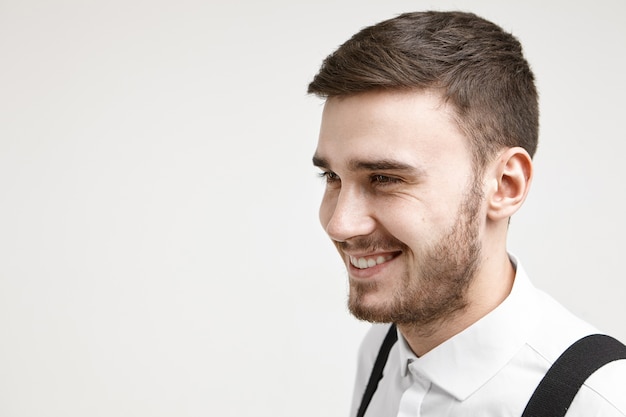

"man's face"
[313,90,485,325]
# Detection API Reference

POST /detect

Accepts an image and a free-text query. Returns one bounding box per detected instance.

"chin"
[348,292,393,323]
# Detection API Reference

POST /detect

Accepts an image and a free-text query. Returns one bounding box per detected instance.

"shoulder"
[572,356,626,416]
[350,323,396,417]
[356,323,395,370]
[526,289,599,362]
[527,292,626,415]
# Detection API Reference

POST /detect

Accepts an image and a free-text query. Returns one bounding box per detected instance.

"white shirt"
[350,257,626,417]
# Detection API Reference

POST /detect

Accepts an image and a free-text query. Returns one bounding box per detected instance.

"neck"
[397,253,515,357]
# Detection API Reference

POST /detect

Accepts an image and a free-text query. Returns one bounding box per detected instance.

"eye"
[318,171,340,184]
[371,174,401,185]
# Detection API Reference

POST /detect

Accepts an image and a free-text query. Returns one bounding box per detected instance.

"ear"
[486,147,533,221]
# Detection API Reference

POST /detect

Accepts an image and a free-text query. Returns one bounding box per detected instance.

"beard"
[345,180,483,327]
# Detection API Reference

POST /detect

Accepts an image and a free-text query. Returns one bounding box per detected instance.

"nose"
[320,186,376,242]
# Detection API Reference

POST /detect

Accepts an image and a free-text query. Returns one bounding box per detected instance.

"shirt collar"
[396,255,541,401]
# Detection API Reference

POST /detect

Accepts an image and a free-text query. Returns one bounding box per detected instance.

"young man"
[309,11,626,417]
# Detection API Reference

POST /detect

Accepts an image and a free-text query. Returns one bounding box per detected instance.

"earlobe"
[487,147,533,221]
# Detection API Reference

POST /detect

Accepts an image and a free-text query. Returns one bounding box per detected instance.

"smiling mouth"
[349,253,397,269]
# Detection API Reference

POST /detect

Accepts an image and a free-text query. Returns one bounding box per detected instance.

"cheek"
[379,200,441,245]
[374,201,418,238]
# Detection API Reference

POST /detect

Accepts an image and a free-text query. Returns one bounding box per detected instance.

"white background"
[1,0,625,416]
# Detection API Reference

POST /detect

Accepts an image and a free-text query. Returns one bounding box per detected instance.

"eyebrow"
[312,154,423,175]
[312,154,329,169]
[350,159,418,173]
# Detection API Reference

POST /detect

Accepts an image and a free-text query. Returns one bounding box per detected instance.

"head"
[309,12,536,326]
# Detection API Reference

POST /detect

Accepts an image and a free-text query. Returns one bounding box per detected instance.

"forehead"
[315,90,471,170]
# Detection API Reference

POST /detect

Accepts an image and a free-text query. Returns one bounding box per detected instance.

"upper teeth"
[350,255,393,269]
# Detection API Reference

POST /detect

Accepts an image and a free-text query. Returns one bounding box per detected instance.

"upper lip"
[343,250,400,258]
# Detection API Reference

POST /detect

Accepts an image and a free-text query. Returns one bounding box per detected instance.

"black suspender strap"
[356,324,398,417]
[521,334,626,417]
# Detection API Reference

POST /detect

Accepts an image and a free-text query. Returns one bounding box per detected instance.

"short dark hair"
[308,11,539,168]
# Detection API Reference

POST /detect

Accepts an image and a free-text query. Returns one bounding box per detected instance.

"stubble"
[347,180,483,327]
